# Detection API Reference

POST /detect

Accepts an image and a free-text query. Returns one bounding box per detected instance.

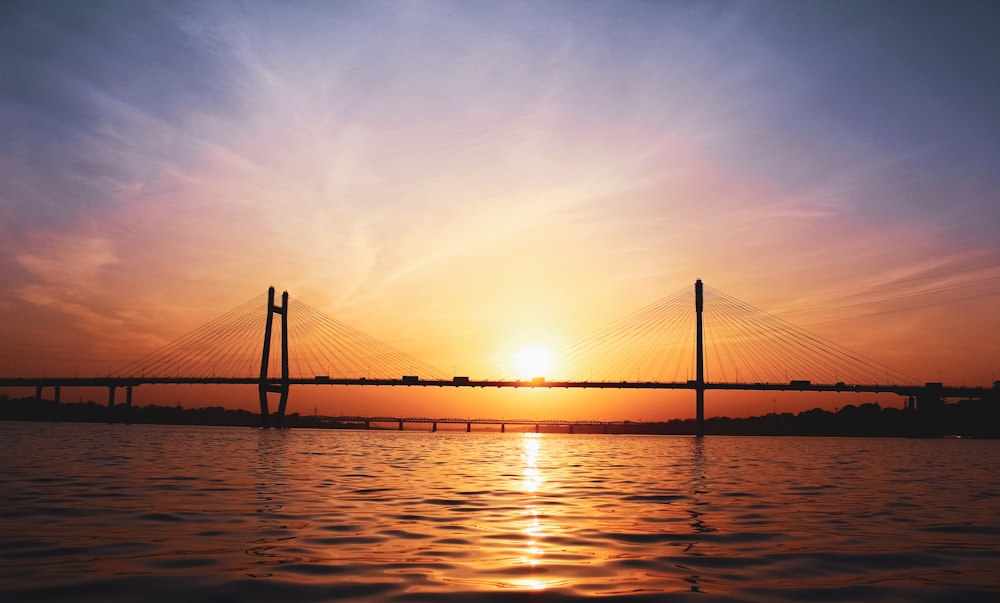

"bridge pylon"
[258,287,290,428]
[695,279,705,437]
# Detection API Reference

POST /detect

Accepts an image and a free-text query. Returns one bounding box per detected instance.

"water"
[1,422,998,602]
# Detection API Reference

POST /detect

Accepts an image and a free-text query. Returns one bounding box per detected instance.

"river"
[1,421,997,601]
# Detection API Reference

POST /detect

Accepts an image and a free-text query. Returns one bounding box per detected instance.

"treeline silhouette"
[1,395,997,438]
[679,400,998,438]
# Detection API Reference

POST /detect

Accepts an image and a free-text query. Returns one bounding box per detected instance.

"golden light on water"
[511,578,550,591]
[521,432,543,493]
[521,507,544,569]
[510,432,570,591]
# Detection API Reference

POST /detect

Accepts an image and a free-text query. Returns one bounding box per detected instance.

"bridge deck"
[1,376,993,399]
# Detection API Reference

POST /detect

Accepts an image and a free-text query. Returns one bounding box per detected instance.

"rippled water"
[1,422,998,602]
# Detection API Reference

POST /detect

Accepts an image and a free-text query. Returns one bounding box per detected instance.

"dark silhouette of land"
[1,394,997,438]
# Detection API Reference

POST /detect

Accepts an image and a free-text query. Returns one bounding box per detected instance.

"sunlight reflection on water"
[1,422,999,602]
[517,433,552,589]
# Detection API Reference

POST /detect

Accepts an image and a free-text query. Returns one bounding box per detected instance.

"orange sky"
[2,2,999,419]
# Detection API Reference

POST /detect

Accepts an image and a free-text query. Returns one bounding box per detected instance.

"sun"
[514,346,553,379]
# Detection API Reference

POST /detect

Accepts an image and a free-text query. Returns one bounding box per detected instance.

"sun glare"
[514,346,553,379]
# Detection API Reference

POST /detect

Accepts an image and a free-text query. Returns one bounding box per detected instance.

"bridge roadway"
[1,375,994,400]
[317,415,642,433]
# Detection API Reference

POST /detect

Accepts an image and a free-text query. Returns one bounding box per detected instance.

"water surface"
[1,422,998,601]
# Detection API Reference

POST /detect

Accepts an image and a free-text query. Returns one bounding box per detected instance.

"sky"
[2,0,999,419]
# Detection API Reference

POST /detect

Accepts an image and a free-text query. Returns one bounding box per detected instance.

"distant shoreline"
[2,396,997,438]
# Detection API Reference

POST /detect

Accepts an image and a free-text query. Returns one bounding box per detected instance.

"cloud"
[767,203,841,220]
[16,234,117,286]
[14,234,122,331]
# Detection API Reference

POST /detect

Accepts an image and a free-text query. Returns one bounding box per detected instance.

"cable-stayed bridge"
[3,281,994,435]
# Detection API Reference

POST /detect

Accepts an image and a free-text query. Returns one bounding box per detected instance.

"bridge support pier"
[432,421,437,432]
[398,420,404,431]
[534,424,539,433]
[54,386,60,403]
[35,385,43,400]
[569,424,574,434]
[466,422,471,433]
[108,386,116,407]
[501,423,505,433]
[125,386,133,408]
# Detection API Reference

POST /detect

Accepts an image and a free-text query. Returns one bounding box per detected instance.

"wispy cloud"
[14,233,125,333]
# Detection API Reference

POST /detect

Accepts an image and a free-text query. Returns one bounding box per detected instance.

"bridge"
[3,281,995,436]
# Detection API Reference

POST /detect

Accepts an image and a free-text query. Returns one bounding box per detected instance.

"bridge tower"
[259,287,290,428]
[695,279,705,437]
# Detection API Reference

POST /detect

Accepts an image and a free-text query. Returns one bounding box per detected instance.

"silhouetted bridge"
[312,415,641,434]
[3,375,991,399]
[5,281,996,435]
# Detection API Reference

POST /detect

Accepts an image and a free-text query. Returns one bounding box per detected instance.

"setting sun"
[514,346,553,380]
